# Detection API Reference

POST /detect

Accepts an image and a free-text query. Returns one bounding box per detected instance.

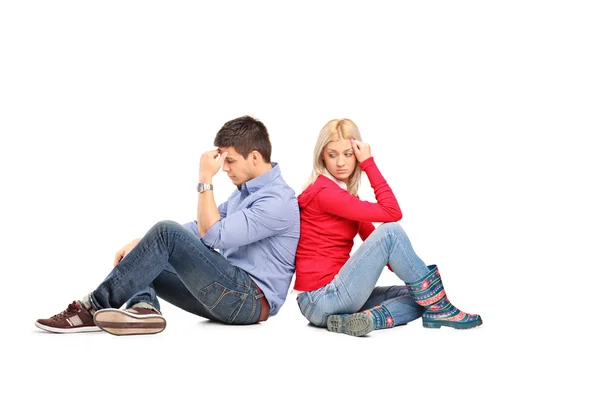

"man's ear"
[251,151,260,165]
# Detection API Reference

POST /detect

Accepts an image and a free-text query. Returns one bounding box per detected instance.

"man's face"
[219,147,255,186]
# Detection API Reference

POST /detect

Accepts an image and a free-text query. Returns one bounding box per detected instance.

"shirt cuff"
[200,221,220,248]
[359,157,375,169]
[182,221,201,238]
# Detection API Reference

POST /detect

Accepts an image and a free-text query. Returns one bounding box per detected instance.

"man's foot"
[93,307,166,336]
[35,301,101,333]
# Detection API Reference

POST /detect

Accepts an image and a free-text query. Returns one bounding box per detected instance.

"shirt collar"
[322,170,348,190]
[238,163,280,195]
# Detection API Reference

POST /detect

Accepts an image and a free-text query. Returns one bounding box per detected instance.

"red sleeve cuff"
[359,157,375,169]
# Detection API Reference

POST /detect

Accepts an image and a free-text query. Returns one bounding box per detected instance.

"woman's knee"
[376,222,406,238]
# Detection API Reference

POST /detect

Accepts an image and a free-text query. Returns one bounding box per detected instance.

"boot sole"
[327,314,375,337]
[93,309,166,336]
[423,318,483,329]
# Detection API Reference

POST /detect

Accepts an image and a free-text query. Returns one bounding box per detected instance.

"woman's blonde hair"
[304,118,363,195]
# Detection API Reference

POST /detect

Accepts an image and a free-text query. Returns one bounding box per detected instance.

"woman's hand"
[351,139,372,163]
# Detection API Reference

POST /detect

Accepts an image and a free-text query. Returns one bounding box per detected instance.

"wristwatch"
[197,182,214,193]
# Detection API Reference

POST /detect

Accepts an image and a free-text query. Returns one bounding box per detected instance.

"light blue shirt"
[183,163,299,316]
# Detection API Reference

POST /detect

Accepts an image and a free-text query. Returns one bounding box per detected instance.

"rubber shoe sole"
[423,317,483,329]
[327,313,375,337]
[93,309,166,336]
[34,321,102,333]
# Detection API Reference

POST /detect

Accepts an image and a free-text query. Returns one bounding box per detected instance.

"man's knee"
[149,220,181,236]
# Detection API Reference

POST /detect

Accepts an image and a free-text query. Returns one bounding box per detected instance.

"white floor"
[12,287,592,399]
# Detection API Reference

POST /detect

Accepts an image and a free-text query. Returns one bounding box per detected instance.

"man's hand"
[114,238,141,267]
[351,139,372,163]
[199,149,228,182]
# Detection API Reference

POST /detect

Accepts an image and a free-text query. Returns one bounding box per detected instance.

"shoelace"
[51,301,80,320]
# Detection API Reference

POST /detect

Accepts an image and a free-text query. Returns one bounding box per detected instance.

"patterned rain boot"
[406,265,482,329]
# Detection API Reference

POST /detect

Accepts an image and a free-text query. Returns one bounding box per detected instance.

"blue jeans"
[89,221,264,325]
[296,223,429,327]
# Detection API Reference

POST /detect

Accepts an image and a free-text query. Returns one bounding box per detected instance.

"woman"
[294,119,482,336]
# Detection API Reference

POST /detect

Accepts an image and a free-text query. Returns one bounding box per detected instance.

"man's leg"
[90,220,263,322]
[36,220,264,334]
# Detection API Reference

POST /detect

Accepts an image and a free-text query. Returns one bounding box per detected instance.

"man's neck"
[239,162,273,190]
[255,162,273,177]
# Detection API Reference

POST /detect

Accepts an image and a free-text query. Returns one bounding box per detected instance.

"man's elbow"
[197,224,208,237]
[198,218,221,238]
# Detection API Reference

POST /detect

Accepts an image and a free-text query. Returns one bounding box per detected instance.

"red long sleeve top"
[293,157,402,291]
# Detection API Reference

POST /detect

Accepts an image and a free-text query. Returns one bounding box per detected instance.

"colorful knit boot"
[406,265,482,329]
[326,305,395,337]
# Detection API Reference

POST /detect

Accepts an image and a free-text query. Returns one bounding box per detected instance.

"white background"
[1,1,598,399]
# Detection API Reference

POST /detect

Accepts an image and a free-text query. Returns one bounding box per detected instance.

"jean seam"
[228,292,247,323]
[386,225,422,280]
[335,278,356,312]
[200,283,242,309]
[169,229,253,291]
[334,232,389,310]
[104,233,163,297]
[246,295,258,324]
[199,282,249,323]
[300,291,319,321]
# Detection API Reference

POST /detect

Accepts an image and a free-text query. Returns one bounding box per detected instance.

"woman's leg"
[369,223,482,330]
[296,222,427,335]
[359,286,423,326]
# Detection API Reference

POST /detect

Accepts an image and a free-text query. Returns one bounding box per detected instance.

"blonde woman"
[294,119,482,336]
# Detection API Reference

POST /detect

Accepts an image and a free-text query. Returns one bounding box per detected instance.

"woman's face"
[322,139,356,183]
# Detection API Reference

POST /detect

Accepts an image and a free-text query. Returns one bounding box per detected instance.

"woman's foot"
[327,313,375,337]
[406,265,482,329]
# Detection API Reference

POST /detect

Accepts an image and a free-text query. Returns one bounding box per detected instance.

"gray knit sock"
[79,293,96,314]
[132,302,160,314]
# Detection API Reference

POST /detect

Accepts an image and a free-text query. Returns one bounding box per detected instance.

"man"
[35,116,300,335]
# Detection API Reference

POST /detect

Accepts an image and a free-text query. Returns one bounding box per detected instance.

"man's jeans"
[89,221,264,325]
[297,223,429,327]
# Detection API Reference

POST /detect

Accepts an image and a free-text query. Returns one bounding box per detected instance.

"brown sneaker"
[93,307,166,336]
[35,301,101,333]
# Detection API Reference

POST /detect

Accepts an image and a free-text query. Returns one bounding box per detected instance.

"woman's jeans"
[88,221,264,325]
[297,223,429,327]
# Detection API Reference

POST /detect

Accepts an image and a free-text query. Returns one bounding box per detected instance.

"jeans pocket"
[198,282,248,324]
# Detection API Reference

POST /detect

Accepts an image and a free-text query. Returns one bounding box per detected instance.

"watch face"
[198,183,212,192]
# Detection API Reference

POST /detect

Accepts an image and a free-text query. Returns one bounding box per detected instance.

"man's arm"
[197,185,220,236]
[201,196,296,249]
[197,149,227,236]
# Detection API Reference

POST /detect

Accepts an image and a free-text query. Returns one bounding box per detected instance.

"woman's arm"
[316,157,402,222]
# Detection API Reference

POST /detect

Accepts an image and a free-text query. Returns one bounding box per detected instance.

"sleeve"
[201,195,295,249]
[358,221,376,241]
[217,200,228,218]
[181,199,229,239]
[182,220,201,238]
[315,157,402,223]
